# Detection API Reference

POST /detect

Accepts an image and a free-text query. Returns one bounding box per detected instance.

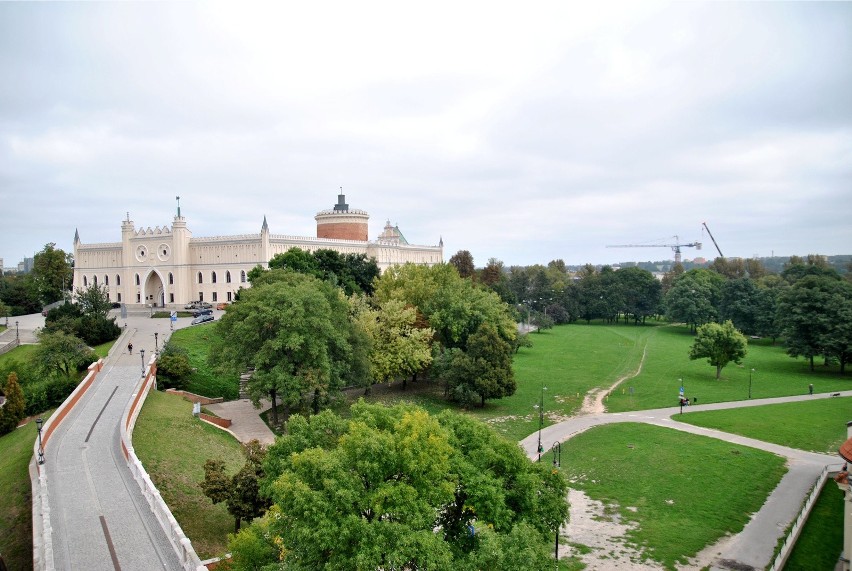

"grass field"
[133,389,245,559]
[677,397,851,454]
[0,413,53,571]
[552,422,787,570]
[0,343,39,370]
[166,326,239,400]
[783,481,844,570]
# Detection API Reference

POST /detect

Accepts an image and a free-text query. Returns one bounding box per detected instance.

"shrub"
[0,372,26,435]
[157,342,193,391]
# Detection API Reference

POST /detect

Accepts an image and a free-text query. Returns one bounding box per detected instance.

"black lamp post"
[678,378,684,415]
[154,332,159,355]
[140,349,146,375]
[16,320,19,341]
[536,385,547,461]
[36,417,44,465]
[749,368,754,399]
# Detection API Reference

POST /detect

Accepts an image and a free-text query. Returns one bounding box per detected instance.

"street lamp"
[140,349,146,375]
[749,368,754,399]
[15,320,19,341]
[678,378,684,415]
[36,417,45,465]
[535,385,547,461]
[154,332,159,355]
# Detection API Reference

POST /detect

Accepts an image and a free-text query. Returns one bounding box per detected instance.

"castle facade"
[72,194,443,307]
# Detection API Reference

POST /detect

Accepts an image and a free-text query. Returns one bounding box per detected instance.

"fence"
[767,463,845,571]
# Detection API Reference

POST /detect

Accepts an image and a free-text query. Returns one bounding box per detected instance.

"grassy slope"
[783,482,844,570]
[554,422,787,570]
[166,326,239,400]
[0,413,54,571]
[133,390,245,559]
[0,344,39,369]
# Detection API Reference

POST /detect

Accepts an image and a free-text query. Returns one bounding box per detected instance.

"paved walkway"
[522,391,852,571]
[205,398,276,446]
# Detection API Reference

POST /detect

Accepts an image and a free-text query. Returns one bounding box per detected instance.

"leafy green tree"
[358,299,434,391]
[665,269,724,332]
[74,282,113,319]
[211,272,357,426]
[31,243,73,305]
[0,372,26,435]
[155,342,193,390]
[0,300,9,324]
[267,248,380,295]
[615,266,661,324]
[0,273,40,315]
[439,322,516,407]
[200,440,270,533]
[719,278,762,335]
[234,403,567,570]
[34,330,97,379]
[688,320,748,379]
[449,250,475,279]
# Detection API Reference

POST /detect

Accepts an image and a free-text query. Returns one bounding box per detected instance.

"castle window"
[117,293,122,302]
[226,271,231,283]
[212,271,217,284]
[199,292,204,302]
[116,274,121,286]
[227,291,232,302]
[83,276,88,286]
[198,272,203,284]
[212,292,218,302]
[168,272,174,285]
[169,293,174,303]
[104,275,109,286]
[240,270,247,283]
[135,274,140,286]
[136,293,141,303]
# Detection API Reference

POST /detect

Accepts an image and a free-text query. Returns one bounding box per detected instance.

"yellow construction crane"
[606,236,702,264]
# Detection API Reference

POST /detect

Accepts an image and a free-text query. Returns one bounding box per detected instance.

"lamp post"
[140,349,146,375]
[551,441,562,564]
[749,368,754,399]
[678,378,684,415]
[16,320,19,341]
[154,332,159,355]
[36,417,45,465]
[535,385,547,461]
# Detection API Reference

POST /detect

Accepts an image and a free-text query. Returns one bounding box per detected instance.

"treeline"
[0,243,73,317]
[450,251,852,374]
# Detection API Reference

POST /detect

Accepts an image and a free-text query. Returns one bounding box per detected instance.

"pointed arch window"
[198,272,203,284]
[211,271,217,284]
[135,274,140,286]
[168,272,174,285]
[83,275,88,287]
[104,275,109,286]
[116,274,121,286]
[226,271,231,284]
[240,270,247,283]
[93,275,98,286]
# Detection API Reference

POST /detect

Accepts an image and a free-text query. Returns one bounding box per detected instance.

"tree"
[34,330,97,379]
[449,250,475,279]
[665,269,724,332]
[358,299,434,391]
[74,282,113,319]
[155,342,193,390]
[719,278,762,335]
[440,322,516,407]
[31,243,73,305]
[0,372,26,435]
[211,272,358,426]
[233,403,567,570]
[267,248,380,296]
[615,266,661,324]
[200,440,270,533]
[688,320,748,379]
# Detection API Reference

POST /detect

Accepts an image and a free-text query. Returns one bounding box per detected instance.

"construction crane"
[606,236,702,264]
[701,222,724,258]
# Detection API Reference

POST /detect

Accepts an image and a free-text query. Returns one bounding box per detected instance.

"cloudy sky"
[1,2,850,268]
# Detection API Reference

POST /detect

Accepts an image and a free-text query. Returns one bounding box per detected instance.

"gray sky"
[2,2,850,268]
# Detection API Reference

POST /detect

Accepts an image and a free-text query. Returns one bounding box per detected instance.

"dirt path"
[579,343,648,416]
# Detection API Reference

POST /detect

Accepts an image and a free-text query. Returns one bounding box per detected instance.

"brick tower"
[315,191,369,241]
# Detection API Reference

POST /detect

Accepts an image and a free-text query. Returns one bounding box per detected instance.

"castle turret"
[315,191,369,241]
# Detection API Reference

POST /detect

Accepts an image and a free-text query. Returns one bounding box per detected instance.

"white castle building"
[72,194,443,308]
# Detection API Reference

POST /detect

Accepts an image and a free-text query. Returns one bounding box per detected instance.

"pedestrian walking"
[808,383,813,395]
[128,342,133,354]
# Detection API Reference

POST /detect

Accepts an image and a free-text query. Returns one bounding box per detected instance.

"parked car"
[191,314,214,325]
[184,301,201,310]
[200,302,213,309]
[216,302,229,310]
[192,308,213,318]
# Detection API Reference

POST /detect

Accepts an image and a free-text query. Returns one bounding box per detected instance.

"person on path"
[128,342,133,354]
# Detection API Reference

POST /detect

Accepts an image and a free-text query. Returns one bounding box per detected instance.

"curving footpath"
[521,392,852,570]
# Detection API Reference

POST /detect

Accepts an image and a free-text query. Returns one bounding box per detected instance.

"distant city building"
[72,194,443,307]
[16,257,34,274]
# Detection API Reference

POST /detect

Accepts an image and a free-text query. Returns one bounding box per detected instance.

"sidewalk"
[205,398,276,446]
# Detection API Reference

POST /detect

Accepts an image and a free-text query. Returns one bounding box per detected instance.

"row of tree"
[0,243,74,317]
[211,250,520,427]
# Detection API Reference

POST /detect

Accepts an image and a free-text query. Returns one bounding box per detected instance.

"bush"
[157,342,193,390]
[43,302,121,346]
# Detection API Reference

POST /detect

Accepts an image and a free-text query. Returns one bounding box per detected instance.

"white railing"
[767,463,844,571]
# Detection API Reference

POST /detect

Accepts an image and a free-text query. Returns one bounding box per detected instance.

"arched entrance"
[143,271,165,308]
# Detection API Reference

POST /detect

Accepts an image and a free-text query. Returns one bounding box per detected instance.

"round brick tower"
[315,192,369,241]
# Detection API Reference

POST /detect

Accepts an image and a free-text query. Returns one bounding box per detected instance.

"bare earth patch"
[580,344,648,416]
[561,489,735,570]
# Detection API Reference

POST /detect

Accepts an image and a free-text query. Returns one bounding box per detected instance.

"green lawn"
[676,397,851,454]
[604,326,851,413]
[166,326,239,400]
[92,339,117,359]
[0,344,39,370]
[783,482,844,570]
[553,422,787,570]
[133,389,245,559]
[0,413,53,571]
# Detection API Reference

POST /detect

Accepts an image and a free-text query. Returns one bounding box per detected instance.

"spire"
[74,228,80,244]
[176,195,181,218]
[262,215,269,232]
[439,236,444,247]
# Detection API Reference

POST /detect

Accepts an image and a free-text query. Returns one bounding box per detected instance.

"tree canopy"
[688,320,748,379]
[266,247,380,295]
[31,243,73,306]
[227,402,568,571]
